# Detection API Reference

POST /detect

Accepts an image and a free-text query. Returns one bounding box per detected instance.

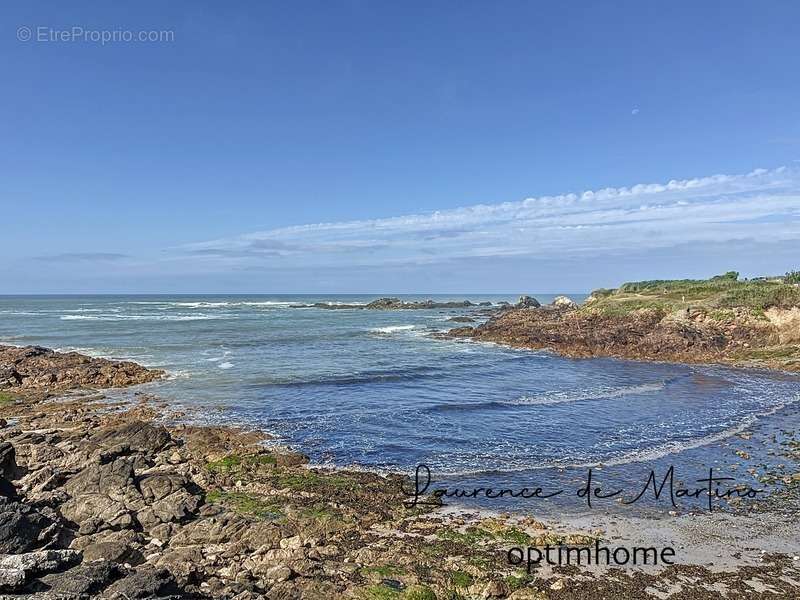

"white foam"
[218,362,234,370]
[369,325,417,334]
[502,382,666,406]
[60,314,228,321]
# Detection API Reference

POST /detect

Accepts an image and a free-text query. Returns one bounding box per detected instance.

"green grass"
[0,391,16,405]
[359,585,401,599]
[402,586,437,600]
[505,572,535,591]
[438,525,532,546]
[358,583,439,600]
[361,564,407,578]
[205,453,277,473]
[205,490,283,520]
[735,346,800,360]
[448,570,473,588]
[585,273,800,316]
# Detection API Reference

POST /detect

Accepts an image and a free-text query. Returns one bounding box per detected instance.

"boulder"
[90,421,173,455]
[515,295,541,309]
[37,561,119,596]
[0,549,79,591]
[552,295,578,309]
[61,457,145,533]
[101,566,178,599]
[0,502,60,554]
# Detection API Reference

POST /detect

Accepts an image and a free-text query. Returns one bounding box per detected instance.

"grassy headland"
[449,271,800,370]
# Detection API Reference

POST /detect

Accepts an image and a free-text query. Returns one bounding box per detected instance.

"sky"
[2,1,800,294]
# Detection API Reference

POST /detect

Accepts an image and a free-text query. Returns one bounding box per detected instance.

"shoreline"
[1,345,799,598]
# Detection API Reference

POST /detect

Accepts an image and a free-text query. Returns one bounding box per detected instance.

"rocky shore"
[1,344,799,598]
[0,345,163,391]
[446,276,800,372]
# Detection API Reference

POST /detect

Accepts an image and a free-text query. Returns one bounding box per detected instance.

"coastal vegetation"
[584,272,800,316]
[447,270,800,371]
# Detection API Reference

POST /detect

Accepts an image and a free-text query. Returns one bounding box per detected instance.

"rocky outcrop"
[551,295,578,309]
[446,305,788,368]
[514,295,541,309]
[0,345,163,391]
[301,298,478,310]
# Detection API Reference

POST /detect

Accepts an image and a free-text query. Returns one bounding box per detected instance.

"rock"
[472,579,510,598]
[263,564,293,583]
[75,530,144,565]
[91,421,173,455]
[0,549,79,590]
[307,298,476,310]
[61,457,144,533]
[275,451,309,467]
[515,295,541,309]
[0,344,163,391]
[552,295,578,309]
[37,560,119,596]
[102,566,178,599]
[0,502,60,554]
[550,578,565,590]
[447,316,476,323]
[0,442,19,497]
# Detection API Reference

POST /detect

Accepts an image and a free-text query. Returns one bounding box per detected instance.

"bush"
[785,270,800,284]
[711,271,739,281]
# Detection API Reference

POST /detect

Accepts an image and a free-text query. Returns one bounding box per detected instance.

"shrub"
[711,271,739,281]
[785,270,800,284]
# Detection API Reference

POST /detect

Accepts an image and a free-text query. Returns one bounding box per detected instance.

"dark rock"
[0,549,79,590]
[90,421,172,455]
[0,442,20,497]
[306,298,477,310]
[102,567,179,599]
[0,502,60,554]
[515,295,541,309]
[447,316,476,323]
[36,560,119,596]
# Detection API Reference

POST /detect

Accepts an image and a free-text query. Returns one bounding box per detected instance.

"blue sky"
[2,1,800,293]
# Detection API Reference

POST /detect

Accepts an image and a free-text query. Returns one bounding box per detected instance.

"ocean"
[2,294,799,515]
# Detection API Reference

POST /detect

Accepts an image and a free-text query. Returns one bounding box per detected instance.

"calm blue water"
[2,295,799,514]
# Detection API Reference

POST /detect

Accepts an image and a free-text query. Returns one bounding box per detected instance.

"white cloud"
[176,167,800,269]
